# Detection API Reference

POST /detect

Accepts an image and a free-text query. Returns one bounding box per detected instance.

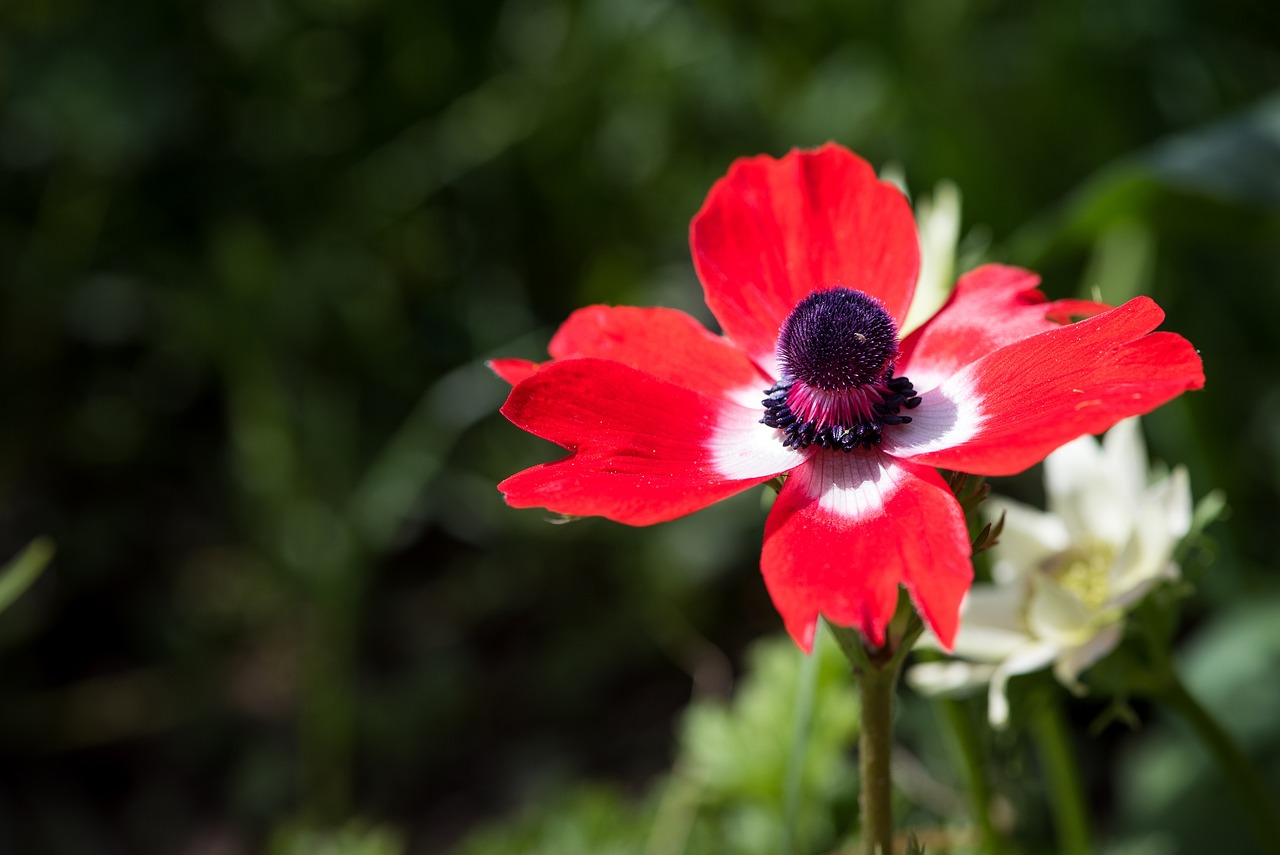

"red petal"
[488,358,542,385]
[899,264,1111,390]
[691,144,920,371]
[761,452,972,652]
[548,305,768,396]
[893,297,1205,475]
[500,358,791,525]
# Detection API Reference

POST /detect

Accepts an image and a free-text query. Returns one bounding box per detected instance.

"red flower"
[491,144,1204,652]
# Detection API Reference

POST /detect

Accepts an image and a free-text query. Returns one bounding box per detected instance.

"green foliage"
[680,629,860,854]
[267,821,404,855]
[452,631,859,855]
[1111,599,1280,853]
[0,538,54,615]
[2,0,1279,851]
[453,787,655,855]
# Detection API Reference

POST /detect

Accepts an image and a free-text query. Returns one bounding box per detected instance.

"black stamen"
[762,287,923,453]
[761,373,918,453]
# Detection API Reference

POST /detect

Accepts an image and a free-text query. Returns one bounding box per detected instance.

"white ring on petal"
[787,450,907,519]
[708,394,811,480]
[881,373,984,458]
[724,382,769,410]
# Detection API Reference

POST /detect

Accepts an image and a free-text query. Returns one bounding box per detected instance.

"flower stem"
[1156,673,1280,854]
[830,608,922,855]
[934,697,1006,854]
[858,658,898,855]
[1028,695,1091,855]
[1134,615,1280,852]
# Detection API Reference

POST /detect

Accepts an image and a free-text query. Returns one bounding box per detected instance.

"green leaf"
[678,631,859,855]
[1142,92,1280,210]
[447,632,862,855]
[0,537,55,615]
[1006,92,1280,268]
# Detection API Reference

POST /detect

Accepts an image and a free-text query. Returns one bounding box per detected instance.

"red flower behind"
[491,144,1204,652]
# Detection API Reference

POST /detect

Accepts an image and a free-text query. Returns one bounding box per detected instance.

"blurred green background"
[2,0,1280,852]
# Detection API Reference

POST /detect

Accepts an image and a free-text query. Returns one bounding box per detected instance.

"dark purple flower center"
[761,287,921,452]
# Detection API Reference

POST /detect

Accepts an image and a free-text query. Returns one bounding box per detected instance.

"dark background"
[2,0,1279,852]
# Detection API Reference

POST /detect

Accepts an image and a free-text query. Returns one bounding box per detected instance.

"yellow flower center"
[1044,543,1116,611]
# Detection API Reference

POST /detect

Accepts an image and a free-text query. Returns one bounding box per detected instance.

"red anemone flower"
[490,144,1204,653]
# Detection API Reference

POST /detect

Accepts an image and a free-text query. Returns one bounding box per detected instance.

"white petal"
[1108,530,1175,601]
[1044,431,1133,547]
[1109,466,1191,596]
[906,660,997,696]
[987,641,1060,728]
[985,496,1071,584]
[1101,417,1148,507]
[954,584,1031,637]
[917,595,1036,663]
[951,624,1036,663]
[708,390,812,480]
[999,641,1061,685]
[1042,433,1102,508]
[723,381,771,410]
[789,449,906,518]
[1053,622,1125,692]
[1162,465,1194,537]
[1105,568,1176,611]
[881,374,983,456]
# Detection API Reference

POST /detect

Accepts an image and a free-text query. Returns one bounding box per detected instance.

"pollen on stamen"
[761,287,921,452]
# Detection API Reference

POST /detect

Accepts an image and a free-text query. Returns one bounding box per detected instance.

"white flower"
[907,417,1193,727]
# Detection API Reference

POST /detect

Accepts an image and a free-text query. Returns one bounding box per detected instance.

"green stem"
[858,658,898,855]
[934,698,1005,854]
[1157,673,1280,854]
[1132,607,1280,853]
[783,639,821,855]
[830,606,922,855]
[1028,696,1091,855]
